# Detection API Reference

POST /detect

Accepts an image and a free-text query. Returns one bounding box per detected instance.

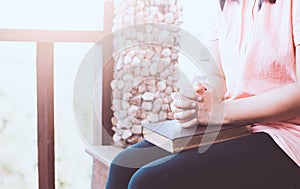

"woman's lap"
[106,132,300,189]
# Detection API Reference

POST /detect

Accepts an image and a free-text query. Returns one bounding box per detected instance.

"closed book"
[142,120,251,153]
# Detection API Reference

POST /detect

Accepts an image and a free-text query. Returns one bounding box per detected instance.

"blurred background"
[0,0,216,188]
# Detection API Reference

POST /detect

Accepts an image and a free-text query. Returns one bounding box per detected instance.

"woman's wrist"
[220,100,233,125]
[221,100,248,126]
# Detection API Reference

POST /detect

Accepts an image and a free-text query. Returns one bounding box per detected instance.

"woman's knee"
[127,167,161,189]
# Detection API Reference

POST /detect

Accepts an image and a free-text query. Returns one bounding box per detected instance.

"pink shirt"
[213,0,300,166]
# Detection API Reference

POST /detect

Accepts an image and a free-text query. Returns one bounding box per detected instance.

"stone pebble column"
[111,0,183,147]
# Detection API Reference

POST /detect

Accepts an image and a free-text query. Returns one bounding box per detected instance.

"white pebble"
[157,63,164,73]
[122,92,132,100]
[163,58,171,67]
[149,63,158,75]
[111,80,118,89]
[155,12,164,22]
[144,79,156,86]
[157,81,166,91]
[123,74,133,82]
[133,109,147,119]
[127,50,135,58]
[159,111,168,121]
[141,119,149,126]
[117,80,125,90]
[138,85,147,93]
[121,100,130,109]
[149,7,159,16]
[122,130,133,140]
[124,15,134,25]
[160,70,170,79]
[132,56,141,66]
[134,76,143,86]
[151,54,160,62]
[136,49,146,59]
[127,6,135,15]
[111,117,118,126]
[128,105,140,114]
[153,45,162,53]
[142,59,152,67]
[147,85,157,93]
[152,99,163,113]
[165,86,173,95]
[146,15,154,23]
[115,57,123,70]
[133,67,141,76]
[141,68,150,76]
[130,95,142,106]
[123,82,133,92]
[171,53,178,60]
[131,125,142,135]
[162,48,171,57]
[163,96,172,104]
[169,4,177,13]
[145,49,154,59]
[125,40,133,49]
[113,133,121,143]
[142,102,153,111]
[162,104,170,111]
[142,92,155,101]
[168,112,174,119]
[164,13,175,24]
[124,55,132,65]
[114,15,123,25]
[119,110,128,119]
[113,90,122,99]
[149,113,159,123]
[143,7,150,16]
[136,1,145,9]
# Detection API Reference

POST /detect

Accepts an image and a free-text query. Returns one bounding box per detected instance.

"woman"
[106,0,300,188]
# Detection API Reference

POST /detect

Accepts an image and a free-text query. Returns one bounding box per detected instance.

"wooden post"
[100,0,115,145]
[36,42,55,189]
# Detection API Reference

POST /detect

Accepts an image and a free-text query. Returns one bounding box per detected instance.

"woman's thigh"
[128,132,300,189]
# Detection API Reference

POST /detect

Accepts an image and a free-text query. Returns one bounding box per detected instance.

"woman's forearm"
[223,46,300,125]
[223,83,300,125]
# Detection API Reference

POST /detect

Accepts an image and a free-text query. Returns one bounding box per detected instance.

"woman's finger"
[179,118,198,128]
[172,99,197,109]
[178,89,199,100]
[171,92,200,102]
[174,109,197,120]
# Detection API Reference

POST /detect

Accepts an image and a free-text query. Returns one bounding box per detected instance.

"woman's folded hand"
[171,81,225,128]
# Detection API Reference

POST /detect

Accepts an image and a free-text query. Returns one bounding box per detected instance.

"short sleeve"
[293,0,300,46]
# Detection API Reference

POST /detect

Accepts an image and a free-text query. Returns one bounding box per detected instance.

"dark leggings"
[105,132,300,189]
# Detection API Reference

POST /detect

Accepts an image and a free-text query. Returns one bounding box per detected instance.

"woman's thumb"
[193,81,208,94]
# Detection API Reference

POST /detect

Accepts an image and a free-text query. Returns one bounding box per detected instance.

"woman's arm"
[223,45,300,125]
[173,45,300,127]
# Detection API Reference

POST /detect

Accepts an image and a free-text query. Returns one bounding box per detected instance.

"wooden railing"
[0,1,114,188]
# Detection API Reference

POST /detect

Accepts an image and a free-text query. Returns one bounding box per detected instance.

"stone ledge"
[86,145,123,189]
[86,145,123,167]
